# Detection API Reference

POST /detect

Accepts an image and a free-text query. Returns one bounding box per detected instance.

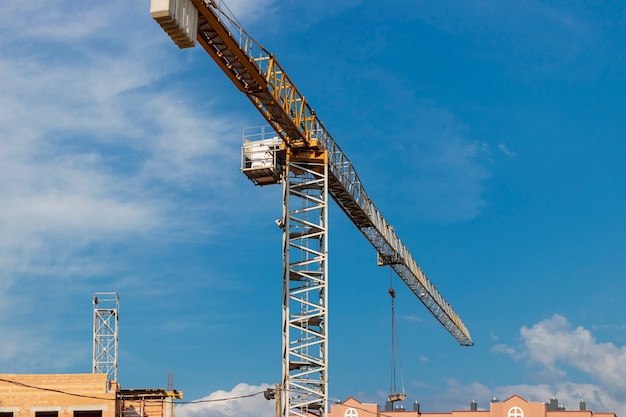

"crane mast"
[151,1,473,416]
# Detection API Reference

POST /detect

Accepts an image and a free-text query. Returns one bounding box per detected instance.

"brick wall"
[0,374,117,417]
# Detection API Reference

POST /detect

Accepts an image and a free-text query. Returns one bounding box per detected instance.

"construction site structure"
[0,373,183,417]
[93,292,119,382]
[150,1,474,417]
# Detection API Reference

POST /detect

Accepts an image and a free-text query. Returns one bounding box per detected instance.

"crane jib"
[180,0,472,346]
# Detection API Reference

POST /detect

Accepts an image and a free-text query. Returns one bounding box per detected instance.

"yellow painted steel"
[178,0,472,346]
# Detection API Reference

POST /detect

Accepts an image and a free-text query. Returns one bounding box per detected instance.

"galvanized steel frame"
[93,292,119,381]
[281,159,328,417]
[320,133,473,346]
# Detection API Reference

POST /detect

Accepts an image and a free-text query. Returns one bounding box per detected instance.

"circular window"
[508,407,524,417]
[345,407,358,417]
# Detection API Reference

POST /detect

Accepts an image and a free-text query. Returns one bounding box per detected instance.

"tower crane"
[150,1,474,416]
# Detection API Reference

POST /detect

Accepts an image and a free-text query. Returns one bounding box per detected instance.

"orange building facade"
[0,374,117,417]
[0,374,182,417]
[329,395,616,417]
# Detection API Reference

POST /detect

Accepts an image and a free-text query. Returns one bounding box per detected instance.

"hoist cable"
[389,267,405,397]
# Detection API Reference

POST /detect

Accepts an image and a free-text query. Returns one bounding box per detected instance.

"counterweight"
[151,1,473,416]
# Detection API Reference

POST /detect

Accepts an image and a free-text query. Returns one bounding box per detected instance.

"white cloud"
[486,315,626,415]
[370,316,626,415]
[0,0,252,371]
[519,315,626,395]
[491,343,515,355]
[431,380,617,414]
[402,314,423,323]
[0,2,110,43]
[0,0,243,274]
[498,143,517,157]
[176,383,275,417]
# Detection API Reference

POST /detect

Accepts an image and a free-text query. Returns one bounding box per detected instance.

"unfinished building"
[0,373,182,417]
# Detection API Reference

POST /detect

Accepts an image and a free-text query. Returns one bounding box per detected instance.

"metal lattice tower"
[92,292,119,381]
[281,155,329,417]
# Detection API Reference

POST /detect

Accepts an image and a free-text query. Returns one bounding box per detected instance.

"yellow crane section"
[164,0,472,346]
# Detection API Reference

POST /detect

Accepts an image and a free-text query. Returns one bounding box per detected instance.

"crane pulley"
[151,1,474,416]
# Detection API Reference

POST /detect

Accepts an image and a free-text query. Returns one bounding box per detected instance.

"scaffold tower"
[92,292,119,381]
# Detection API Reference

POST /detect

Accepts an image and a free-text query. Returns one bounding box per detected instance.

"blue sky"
[1,1,626,416]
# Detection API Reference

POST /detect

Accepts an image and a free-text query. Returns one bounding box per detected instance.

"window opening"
[35,412,58,417]
[344,408,358,417]
[74,411,103,417]
[508,406,524,417]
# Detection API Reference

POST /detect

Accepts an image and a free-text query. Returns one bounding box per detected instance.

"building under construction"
[0,293,181,417]
[0,373,182,417]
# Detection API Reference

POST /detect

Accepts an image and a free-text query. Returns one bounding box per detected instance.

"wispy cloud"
[394,105,491,223]
[498,143,517,158]
[491,344,515,355]
[218,0,278,23]
[0,0,255,371]
[0,0,248,266]
[410,1,598,79]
